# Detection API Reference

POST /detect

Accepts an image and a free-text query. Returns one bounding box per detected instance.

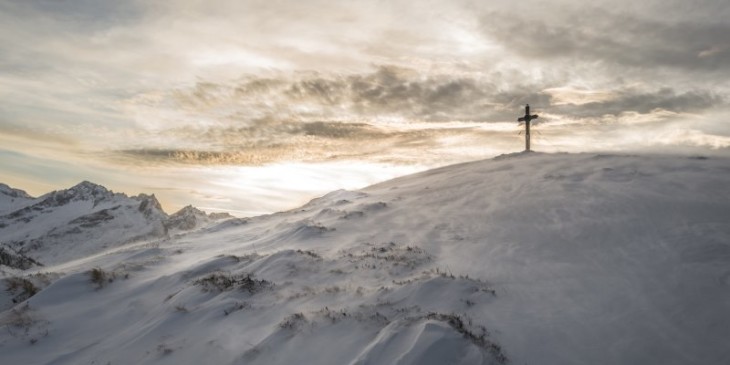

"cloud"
[130,64,726,130]
[544,87,724,119]
[480,5,730,73]
[105,60,728,169]
[113,118,515,166]
[159,66,496,122]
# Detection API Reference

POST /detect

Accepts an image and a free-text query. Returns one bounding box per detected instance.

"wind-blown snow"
[1,153,729,365]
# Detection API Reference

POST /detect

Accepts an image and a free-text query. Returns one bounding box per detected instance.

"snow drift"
[1,153,729,365]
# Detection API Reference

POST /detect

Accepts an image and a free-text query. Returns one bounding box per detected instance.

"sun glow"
[191,48,288,70]
[182,161,425,216]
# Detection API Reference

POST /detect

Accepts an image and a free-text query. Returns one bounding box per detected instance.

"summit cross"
[517,104,539,151]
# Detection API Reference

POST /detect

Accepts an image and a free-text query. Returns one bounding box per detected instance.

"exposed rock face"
[0,246,41,270]
[136,194,165,219]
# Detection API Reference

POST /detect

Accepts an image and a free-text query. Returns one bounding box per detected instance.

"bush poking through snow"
[0,303,50,343]
[223,253,262,263]
[343,242,432,273]
[279,312,306,330]
[4,272,59,304]
[88,267,115,289]
[315,306,377,324]
[157,343,174,355]
[323,285,343,294]
[194,273,271,293]
[425,312,508,364]
[296,249,321,259]
[5,277,39,303]
[223,301,250,316]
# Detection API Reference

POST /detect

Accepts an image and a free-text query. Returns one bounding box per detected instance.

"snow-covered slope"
[1,153,729,365]
[0,183,34,216]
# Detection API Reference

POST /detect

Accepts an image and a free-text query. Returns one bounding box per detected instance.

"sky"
[1,0,729,216]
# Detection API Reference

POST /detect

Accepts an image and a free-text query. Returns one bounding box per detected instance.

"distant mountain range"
[0,181,231,270]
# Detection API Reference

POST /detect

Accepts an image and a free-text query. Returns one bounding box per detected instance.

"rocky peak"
[136,194,166,219]
[170,205,206,218]
[69,180,107,193]
[39,181,116,208]
[165,205,209,231]
[209,212,234,220]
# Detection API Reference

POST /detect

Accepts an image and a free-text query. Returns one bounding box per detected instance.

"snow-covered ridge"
[0,183,32,200]
[1,153,729,365]
[0,181,230,268]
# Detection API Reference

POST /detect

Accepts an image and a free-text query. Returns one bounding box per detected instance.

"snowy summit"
[1,153,729,365]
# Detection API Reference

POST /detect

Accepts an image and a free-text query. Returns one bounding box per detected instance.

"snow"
[1,153,730,364]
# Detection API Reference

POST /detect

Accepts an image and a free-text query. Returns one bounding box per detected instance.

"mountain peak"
[170,205,205,217]
[135,193,166,218]
[166,204,210,231]
[68,180,110,195]
[37,181,115,207]
[72,180,102,188]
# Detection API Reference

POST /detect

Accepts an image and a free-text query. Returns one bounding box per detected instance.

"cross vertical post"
[526,115,530,151]
[517,104,539,152]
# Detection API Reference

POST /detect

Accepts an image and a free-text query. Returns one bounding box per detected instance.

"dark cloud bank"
[484,10,730,73]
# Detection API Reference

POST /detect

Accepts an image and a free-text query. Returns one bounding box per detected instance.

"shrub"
[425,312,508,364]
[279,312,306,330]
[194,273,271,293]
[5,277,39,303]
[296,249,321,259]
[88,267,115,289]
[157,343,174,355]
[223,301,250,316]
[0,303,50,343]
